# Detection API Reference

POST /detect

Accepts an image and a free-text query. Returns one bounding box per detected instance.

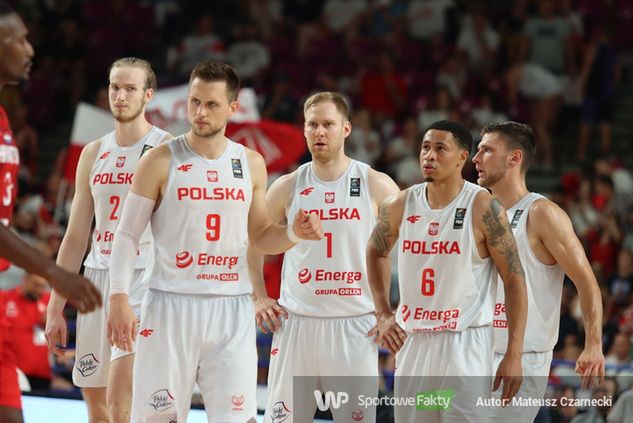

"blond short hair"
[303,91,350,120]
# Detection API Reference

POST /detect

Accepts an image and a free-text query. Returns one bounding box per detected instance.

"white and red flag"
[63,87,305,181]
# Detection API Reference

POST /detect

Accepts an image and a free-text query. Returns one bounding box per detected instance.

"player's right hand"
[107,294,136,352]
[292,208,323,240]
[253,295,288,333]
[368,311,407,355]
[44,312,68,356]
[47,267,102,313]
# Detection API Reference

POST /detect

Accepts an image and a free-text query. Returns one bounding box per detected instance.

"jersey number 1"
[324,232,333,258]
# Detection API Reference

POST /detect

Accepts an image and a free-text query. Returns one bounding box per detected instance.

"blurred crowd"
[2,0,633,420]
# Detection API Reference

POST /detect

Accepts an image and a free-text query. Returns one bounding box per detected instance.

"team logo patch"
[298,268,312,284]
[352,410,365,421]
[510,209,524,229]
[428,222,439,236]
[116,156,126,168]
[207,170,218,182]
[231,394,245,411]
[406,215,421,223]
[350,178,360,197]
[453,208,466,229]
[140,144,153,157]
[148,389,175,412]
[270,401,292,423]
[76,353,100,377]
[175,251,194,268]
[402,305,411,322]
[231,158,243,178]
[300,187,314,196]
[325,192,335,204]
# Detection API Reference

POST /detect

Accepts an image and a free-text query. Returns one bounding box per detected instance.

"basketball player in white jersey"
[472,121,605,422]
[367,120,528,422]
[250,91,400,423]
[44,58,171,423]
[106,61,322,422]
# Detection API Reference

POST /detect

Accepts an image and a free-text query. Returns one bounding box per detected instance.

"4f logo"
[406,215,421,223]
[300,187,314,196]
[99,152,110,160]
[177,163,193,172]
[139,329,154,338]
[314,390,349,411]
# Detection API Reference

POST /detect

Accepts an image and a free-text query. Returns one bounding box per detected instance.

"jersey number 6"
[421,268,435,296]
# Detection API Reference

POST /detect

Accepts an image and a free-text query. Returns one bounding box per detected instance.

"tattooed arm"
[366,190,407,354]
[473,191,527,402]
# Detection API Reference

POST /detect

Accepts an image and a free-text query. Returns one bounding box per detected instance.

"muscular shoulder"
[134,143,172,181]
[267,169,298,207]
[528,197,572,235]
[472,189,495,216]
[368,168,400,205]
[80,138,103,159]
[142,143,172,164]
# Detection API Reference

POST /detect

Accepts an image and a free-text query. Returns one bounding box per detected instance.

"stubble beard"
[112,103,145,124]
[192,125,224,139]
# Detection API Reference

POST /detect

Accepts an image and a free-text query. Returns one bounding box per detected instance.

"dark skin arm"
[0,225,102,313]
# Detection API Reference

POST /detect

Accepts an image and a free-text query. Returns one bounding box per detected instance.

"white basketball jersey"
[397,181,496,333]
[493,193,565,353]
[279,160,376,317]
[146,136,253,295]
[84,126,170,269]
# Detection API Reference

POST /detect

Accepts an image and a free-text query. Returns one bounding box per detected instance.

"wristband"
[286,224,301,243]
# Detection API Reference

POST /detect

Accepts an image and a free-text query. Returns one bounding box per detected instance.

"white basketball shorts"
[132,290,257,422]
[264,312,378,423]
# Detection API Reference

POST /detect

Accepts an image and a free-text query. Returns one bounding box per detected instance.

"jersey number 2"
[109,195,120,220]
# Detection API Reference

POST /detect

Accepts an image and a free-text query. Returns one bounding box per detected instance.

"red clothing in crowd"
[3,288,51,380]
[360,71,407,118]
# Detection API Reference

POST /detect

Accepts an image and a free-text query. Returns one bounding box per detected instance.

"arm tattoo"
[369,202,396,257]
[482,198,525,280]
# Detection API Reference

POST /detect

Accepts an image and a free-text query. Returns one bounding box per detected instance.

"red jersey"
[3,289,51,379]
[0,105,20,271]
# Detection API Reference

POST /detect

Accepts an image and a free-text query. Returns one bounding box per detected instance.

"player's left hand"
[575,345,605,389]
[494,354,523,404]
[368,311,407,355]
[107,294,137,352]
[292,208,323,240]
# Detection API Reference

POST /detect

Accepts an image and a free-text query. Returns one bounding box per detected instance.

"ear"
[509,149,523,169]
[342,120,352,138]
[228,100,240,117]
[144,88,154,103]
[460,149,469,164]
